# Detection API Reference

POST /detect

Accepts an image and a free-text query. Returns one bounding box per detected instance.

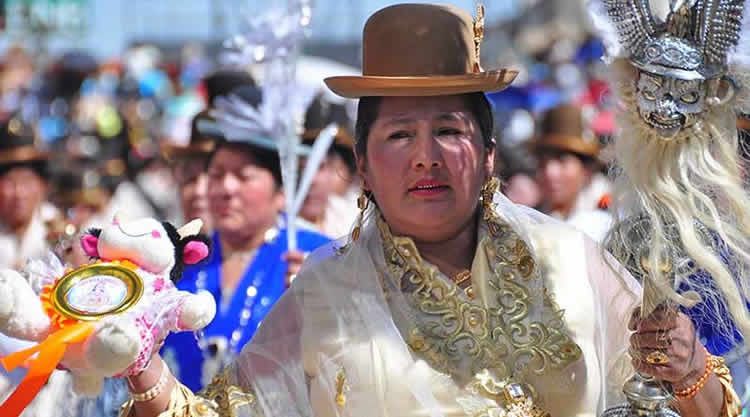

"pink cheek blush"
[152,230,162,238]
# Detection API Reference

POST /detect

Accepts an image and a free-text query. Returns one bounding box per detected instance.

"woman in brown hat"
[120,4,722,417]
[531,103,612,242]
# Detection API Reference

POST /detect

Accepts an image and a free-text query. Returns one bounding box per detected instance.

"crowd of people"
[0,1,748,416]
[0,42,362,416]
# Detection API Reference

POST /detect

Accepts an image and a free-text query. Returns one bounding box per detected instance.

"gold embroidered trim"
[378,178,582,385]
[198,368,261,417]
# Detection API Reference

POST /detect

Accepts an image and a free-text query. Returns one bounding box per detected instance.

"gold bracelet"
[712,356,742,417]
[674,347,718,399]
[129,361,170,403]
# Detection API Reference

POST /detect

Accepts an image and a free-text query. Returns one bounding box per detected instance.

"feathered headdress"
[589,0,750,341]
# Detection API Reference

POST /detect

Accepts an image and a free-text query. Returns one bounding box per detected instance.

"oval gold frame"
[51,263,144,321]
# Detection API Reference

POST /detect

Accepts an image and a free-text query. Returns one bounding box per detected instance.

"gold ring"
[657,333,672,346]
[645,350,670,366]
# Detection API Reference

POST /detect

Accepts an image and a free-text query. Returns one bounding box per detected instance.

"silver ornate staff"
[601,374,680,417]
[587,0,750,414]
[602,216,693,417]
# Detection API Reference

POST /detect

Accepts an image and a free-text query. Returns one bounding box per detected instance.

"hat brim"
[0,146,49,166]
[324,69,519,98]
[528,135,600,158]
[161,142,215,162]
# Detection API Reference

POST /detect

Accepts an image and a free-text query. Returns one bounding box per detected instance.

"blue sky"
[2,0,522,58]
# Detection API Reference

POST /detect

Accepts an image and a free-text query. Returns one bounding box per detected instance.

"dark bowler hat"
[203,70,256,106]
[0,116,49,166]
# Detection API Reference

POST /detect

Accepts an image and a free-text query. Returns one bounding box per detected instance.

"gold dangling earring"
[481,176,500,207]
[351,190,370,241]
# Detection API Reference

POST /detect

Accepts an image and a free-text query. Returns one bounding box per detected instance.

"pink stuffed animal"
[0,214,216,415]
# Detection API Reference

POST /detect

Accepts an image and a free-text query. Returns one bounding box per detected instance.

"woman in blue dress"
[160,125,330,392]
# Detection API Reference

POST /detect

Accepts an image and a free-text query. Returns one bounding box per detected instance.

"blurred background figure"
[530,104,612,242]
[159,69,259,232]
[162,111,215,231]
[160,84,330,392]
[503,171,541,208]
[494,141,542,208]
[47,166,118,265]
[0,115,56,270]
[0,47,34,120]
[298,93,358,238]
[0,115,74,417]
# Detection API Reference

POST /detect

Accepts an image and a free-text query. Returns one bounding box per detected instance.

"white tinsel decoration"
[210,0,314,251]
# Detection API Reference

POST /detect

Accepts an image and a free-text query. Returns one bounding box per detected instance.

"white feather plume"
[208,0,314,250]
[586,0,624,61]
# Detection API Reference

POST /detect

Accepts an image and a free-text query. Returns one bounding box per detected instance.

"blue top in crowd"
[161,220,330,392]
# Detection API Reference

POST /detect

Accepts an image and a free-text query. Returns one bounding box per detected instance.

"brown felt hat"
[529,104,601,158]
[324,4,517,98]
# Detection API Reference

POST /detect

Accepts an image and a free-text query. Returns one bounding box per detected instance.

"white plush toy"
[0,214,216,416]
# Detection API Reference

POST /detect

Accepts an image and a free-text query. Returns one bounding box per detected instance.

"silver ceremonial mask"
[636,71,706,137]
[604,0,744,138]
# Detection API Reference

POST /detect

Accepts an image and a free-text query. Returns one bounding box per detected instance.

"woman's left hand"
[628,307,707,389]
[282,250,307,288]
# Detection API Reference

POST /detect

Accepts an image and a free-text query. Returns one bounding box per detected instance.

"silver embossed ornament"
[601,0,743,138]
[600,373,680,417]
[601,215,684,417]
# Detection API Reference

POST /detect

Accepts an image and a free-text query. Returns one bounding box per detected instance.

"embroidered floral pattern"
[378,178,582,387]
[197,368,262,417]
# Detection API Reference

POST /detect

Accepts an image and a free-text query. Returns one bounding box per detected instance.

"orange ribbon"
[0,322,95,417]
